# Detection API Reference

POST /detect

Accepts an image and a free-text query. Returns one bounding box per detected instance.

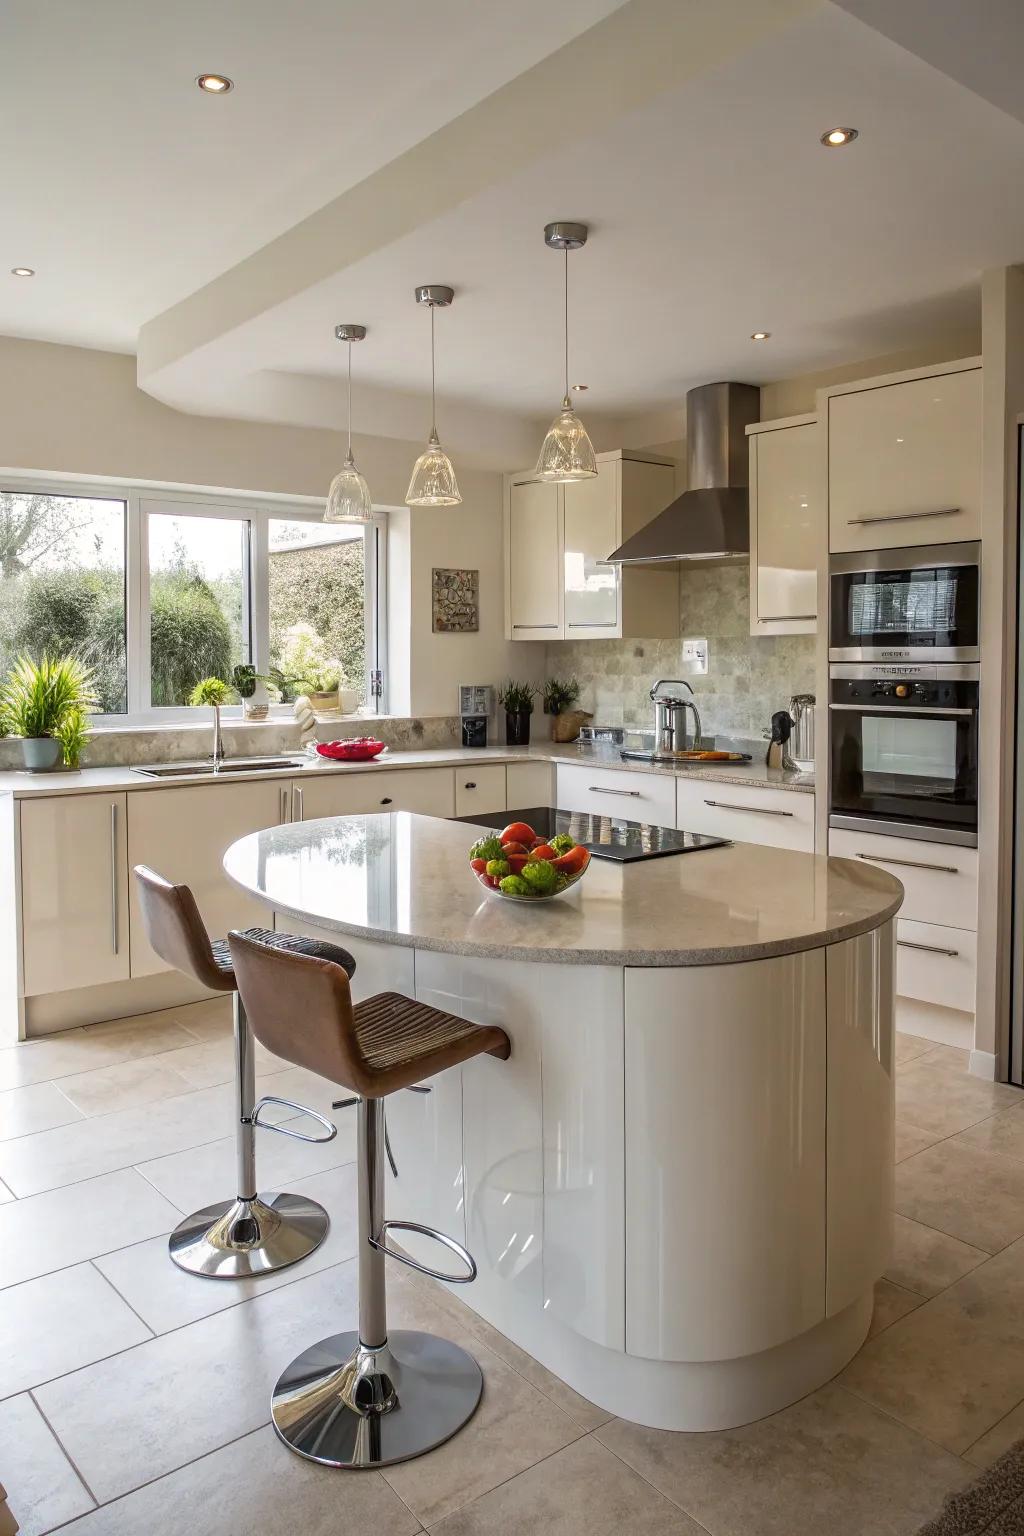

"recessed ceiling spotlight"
[751,331,770,341]
[821,126,857,147]
[571,383,589,391]
[10,267,34,278]
[196,73,233,94]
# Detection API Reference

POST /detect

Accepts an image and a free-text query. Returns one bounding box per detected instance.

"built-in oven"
[829,663,979,846]
[830,541,979,663]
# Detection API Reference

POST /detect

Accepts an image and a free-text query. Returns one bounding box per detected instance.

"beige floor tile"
[431,1432,703,1535]
[895,1062,1019,1139]
[0,1082,238,1197]
[954,1101,1024,1162]
[54,1056,199,1117]
[914,1044,972,1074]
[886,1213,987,1296]
[170,1001,235,1043]
[596,1381,967,1535]
[962,1397,1024,1469]
[895,1033,940,1067]
[53,1424,418,1536]
[895,1140,1024,1253]
[0,1393,94,1535]
[0,1168,181,1290]
[0,1080,84,1141]
[457,1312,612,1431]
[869,1277,925,1338]
[0,1262,152,1397]
[895,1120,942,1163]
[0,1016,203,1092]
[34,1260,359,1502]
[144,1035,289,1092]
[96,1164,358,1332]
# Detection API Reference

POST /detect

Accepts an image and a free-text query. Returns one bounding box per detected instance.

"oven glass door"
[830,702,978,836]
[830,561,979,655]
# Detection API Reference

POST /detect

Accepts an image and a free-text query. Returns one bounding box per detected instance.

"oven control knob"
[895,684,910,698]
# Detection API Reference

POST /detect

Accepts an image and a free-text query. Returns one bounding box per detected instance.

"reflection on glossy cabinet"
[828,364,982,552]
[127,780,285,977]
[563,464,619,634]
[748,417,818,634]
[507,478,562,637]
[20,792,130,996]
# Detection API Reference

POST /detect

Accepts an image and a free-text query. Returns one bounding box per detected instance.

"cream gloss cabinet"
[827,362,982,553]
[747,415,818,635]
[20,792,130,995]
[504,451,678,642]
[287,767,455,822]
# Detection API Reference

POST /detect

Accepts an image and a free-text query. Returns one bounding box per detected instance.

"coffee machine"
[459,685,492,748]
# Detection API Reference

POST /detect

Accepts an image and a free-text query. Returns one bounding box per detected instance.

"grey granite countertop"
[0,742,813,800]
[224,811,898,969]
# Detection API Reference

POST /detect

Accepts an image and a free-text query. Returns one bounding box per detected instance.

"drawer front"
[455,764,507,818]
[828,828,977,930]
[676,777,814,851]
[896,918,976,1013]
[555,763,676,827]
[350,767,455,818]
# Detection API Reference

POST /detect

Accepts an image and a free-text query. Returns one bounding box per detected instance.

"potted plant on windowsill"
[543,675,592,743]
[232,664,310,721]
[0,654,96,772]
[277,624,356,716]
[498,679,537,747]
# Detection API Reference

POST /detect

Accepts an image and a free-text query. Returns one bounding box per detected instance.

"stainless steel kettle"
[788,693,816,772]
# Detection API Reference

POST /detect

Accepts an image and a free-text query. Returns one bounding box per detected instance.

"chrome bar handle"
[371,1218,477,1284]
[897,938,960,958]
[703,799,793,817]
[279,786,290,824]
[292,785,304,821]
[856,852,958,874]
[512,623,558,630]
[109,802,119,954]
[587,785,641,797]
[846,507,959,527]
[829,704,974,717]
[758,615,815,623]
[250,1095,337,1144]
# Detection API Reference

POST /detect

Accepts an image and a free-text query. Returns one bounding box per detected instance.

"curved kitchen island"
[224,811,902,1432]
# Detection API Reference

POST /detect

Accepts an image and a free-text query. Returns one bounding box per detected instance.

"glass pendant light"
[325,323,373,523]
[535,221,597,482]
[407,285,462,507]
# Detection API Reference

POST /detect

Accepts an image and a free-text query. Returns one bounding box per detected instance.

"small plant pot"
[242,699,269,721]
[20,736,62,772]
[505,710,532,747]
[309,689,341,716]
[550,709,591,744]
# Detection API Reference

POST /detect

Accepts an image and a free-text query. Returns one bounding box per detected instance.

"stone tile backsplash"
[546,565,815,742]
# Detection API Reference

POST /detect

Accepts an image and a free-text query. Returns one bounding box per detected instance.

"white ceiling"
[0,0,623,350]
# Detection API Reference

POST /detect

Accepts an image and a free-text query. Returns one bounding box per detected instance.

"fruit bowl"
[316,738,387,763]
[468,819,591,902]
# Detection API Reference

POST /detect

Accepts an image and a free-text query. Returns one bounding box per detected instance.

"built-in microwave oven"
[829,542,979,664]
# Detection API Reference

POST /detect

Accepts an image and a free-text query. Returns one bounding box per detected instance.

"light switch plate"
[682,637,708,674]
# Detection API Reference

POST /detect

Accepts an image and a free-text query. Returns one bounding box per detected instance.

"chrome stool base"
[168,1192,329,1279]
[270,1328,483,1468]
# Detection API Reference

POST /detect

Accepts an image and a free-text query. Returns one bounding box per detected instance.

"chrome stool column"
[133,866,356,1280]
[228,931,511,1468]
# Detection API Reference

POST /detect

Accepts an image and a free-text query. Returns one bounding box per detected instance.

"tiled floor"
[1,1004,1023,1534]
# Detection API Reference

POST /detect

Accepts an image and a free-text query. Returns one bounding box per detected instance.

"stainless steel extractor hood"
[608,381,760,563]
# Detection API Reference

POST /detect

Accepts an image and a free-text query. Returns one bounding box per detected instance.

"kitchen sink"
[131,757,303,779]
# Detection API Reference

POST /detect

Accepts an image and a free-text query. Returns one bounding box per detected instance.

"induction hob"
[455,805,729,863]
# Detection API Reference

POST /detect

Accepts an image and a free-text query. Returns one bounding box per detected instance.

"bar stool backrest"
[133,864,233,993]
[229,928,369,1094]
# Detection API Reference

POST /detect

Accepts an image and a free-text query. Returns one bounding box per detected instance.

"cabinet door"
[21,793,130,996]
[127,780,287,976]
[508,478,562,638]
[563,464,620,636]
[291,767,455,820]
[829,369,982,552]
[751,424,817,633]
[506,759,553,809]
[454,764,506,818]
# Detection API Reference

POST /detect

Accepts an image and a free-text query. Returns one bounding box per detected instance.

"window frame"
[0,473,387,725]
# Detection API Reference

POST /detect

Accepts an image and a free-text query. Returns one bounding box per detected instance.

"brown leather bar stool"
[228,927,511,1469]
[134,865,357,1280]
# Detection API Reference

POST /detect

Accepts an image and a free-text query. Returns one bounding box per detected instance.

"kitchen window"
[0,479,387,723]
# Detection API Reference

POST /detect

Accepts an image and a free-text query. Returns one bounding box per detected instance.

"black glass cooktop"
[457,806,729,863]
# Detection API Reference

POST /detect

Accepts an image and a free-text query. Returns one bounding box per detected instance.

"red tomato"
[500,822,536,847]
[531,844,558,862]
[506,853,529,875]
[501,840,527,856]
[531,837,548,850]
[470,857,488,874]
[553,846,589,875]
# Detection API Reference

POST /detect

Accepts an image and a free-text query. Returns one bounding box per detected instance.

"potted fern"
[542,676,591,743]
[0,654,96,772]
[498,679,537,747]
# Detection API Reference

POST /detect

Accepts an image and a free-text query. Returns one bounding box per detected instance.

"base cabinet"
[676,778,814,851]
[290,767,455,821]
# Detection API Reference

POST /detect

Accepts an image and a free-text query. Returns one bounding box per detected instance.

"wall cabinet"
[505,451,678,641]
[20,793,130,996]
[747,416,818,635]
[127,780,286,977]
[827,363,982,553]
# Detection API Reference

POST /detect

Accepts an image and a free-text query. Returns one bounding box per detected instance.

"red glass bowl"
[315,738,386,762]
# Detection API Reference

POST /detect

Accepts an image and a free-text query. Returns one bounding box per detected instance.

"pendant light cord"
[430,303,437,439]
[346,339,353,456]
[564,246,570,403]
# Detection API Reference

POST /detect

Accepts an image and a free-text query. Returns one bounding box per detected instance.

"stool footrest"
[250,1096,337,1145]
[371,1218,477,1284]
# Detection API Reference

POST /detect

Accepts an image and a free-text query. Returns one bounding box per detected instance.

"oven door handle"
[828,703,975,717]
